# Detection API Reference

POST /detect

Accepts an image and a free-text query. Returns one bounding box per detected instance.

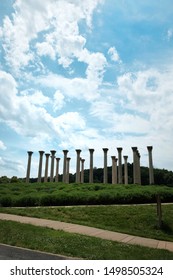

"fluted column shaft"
[76,149,81,183]
[136,151,141,185]
[111,156,116,184]
[55,158,60,183]
[123,155,128,185]
[26,151,33,183]
[50,150,56,182]
[147,146,154,184]
[103,148,108,184]
[89,149,94,183]
[44,153,50,182]
[62,150,68,183]
[132,147,138,184]
[117,147,123,184]
[37,151,44,183]
[80,158,85,183]
[66,157,71,183]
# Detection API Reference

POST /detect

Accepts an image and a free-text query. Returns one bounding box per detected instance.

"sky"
[0,0,173,178]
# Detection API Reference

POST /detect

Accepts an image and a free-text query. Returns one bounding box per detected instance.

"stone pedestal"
[50,150,56,182]
[103,148,108,184]
[123,155,128,185]
[55,158,60,183]
[147,146,154,184]
[66,157,71,183]
[76,149,81,183]
[62,150,68,183]
[89,149,94,183]
[44,153,50,182]
[80,158,85,183]
[26,151,33,183]
[117,147,123,184]
[37,151,44,183]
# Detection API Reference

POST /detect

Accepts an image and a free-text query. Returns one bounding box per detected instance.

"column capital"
[50,150,56,155]
[56,157,61,160]
[132,147,138,151]
[45,153,50,157]
[27,151,33,156]
[63,149,69,154]
[111,156,116,160]
[76,149,81,154]
[67,157,71,161]
[39,150,44,155]
[117,147,122,152]
[123,155,128,160]
[89,149,94,153]
[103,148,108,152]
[147,146,153,151]
[81,158,85,162]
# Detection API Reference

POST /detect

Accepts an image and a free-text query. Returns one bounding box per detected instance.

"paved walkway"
[0,213,173,253]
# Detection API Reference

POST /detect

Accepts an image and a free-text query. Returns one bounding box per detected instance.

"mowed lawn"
[0,204,173,241]
[0,220,173,260]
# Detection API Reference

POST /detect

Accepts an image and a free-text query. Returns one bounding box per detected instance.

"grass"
[0,182,173,207]
[0,220,173,260]
[1,204,173,241]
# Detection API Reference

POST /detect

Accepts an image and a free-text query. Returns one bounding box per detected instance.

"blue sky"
[1,0,173,178]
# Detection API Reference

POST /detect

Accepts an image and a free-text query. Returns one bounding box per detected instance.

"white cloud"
[167,28,173,41]
[108,46,121,63]
[53,90,65,112]
[0,0,104,72]
[0,140,7,150]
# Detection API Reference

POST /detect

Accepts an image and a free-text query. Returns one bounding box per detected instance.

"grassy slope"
[1,204,173,241]
[0,220,173,260]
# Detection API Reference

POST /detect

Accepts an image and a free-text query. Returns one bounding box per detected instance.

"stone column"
[37,151,44,183]
[80,158,85,183]
[66,157,71,183]
[26,151,33,183]
[136,151,141,185]
[117,147,123,184]
[114,157,118,184]
[111,156,116,184]
[50,150,56,182]
[132,147,138,184]
[55,158,60,183]
[103,148,108,184]
[147,146,154,184]
[44,153,50,182]
[76,149,81,183]
[123,155,128,185]
[89,149,94,183]
[62,150,68,183]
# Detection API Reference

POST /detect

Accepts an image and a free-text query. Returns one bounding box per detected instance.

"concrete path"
[0,213,173,253]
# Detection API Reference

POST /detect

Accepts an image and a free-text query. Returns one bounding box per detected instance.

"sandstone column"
[147,146,154,184]
[132,147,138,184]
[37,151,44,183]
[26,151,33,183]
[62,150,68,183]
[50,150,56,182]
[89,149,94,183]
[55,157,60,183]
[103,148,108,184]
[111,156,116,184]
[76,149,81,183]
[66,157,71,183]
[44,153,50,182]
[117,147,123,184]
[80,158,85,183]
[136,151,141,185]
[123,155,128,185]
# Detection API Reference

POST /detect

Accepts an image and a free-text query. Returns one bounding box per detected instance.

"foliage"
[0,182,173,207]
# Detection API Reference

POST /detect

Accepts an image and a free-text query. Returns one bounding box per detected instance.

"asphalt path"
[0,244,75,260]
